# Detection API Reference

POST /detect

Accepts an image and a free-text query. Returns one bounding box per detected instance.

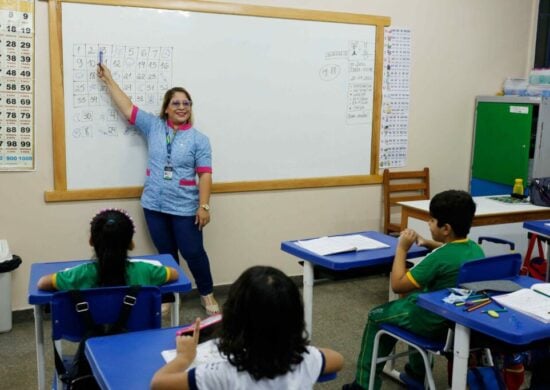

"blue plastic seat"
[369,253,521,389]
[51,286,162,388]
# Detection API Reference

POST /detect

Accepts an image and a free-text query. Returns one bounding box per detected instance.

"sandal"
[200,293,220,316]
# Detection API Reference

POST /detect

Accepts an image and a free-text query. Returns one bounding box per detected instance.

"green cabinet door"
[472,102,532,186]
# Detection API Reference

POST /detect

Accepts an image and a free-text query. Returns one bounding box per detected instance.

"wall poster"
[0,0,35,170]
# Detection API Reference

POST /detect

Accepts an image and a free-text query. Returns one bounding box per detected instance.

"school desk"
[523,219,550,281]
[28,254,191,390]
[85,326,337,389]
[417,275,550,390]
[281,231,429,336]
[399,196,550,230]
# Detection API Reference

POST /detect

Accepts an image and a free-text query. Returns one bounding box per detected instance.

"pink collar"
[167,120,192,131]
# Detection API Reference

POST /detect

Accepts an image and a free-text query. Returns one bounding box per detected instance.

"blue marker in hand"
[98,50,103,67]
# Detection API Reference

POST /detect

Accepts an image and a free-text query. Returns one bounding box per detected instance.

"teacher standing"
[97,64,219,315]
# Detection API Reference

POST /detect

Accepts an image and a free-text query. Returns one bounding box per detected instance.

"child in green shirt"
[38,208,179,290]
[344,190,485,390]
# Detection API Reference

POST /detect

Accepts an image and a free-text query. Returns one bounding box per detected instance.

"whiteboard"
[50,1,388,198]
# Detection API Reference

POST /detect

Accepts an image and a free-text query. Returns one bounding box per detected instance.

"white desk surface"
[399,196,549,216]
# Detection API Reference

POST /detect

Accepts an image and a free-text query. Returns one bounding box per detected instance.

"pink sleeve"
[128,105,138,125]
[196,167,212,174]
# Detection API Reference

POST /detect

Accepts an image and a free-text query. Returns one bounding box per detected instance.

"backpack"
[53,286,141,390]
[467,366,506,390]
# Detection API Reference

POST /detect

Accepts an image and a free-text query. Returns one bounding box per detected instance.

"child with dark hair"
[150,265,343,389]
[343,189,485,390]
[37,208,179,290]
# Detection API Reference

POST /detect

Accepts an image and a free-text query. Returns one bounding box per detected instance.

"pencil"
[456,297,490,307]
[465,299,491,312]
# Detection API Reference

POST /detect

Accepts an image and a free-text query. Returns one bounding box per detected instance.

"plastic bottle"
[512,178,524,196]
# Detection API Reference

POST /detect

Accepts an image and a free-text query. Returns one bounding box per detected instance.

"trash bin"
[0,255,22,333]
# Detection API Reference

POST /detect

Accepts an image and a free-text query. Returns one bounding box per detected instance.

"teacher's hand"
[96,63,113,82]
[195,208,210,231]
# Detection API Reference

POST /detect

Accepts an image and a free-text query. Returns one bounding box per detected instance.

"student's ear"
[128,240,135,251]
[442,223,452,237]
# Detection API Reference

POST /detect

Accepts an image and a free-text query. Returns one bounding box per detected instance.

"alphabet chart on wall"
[0,0,34,170]
[379,27,411,169]
[65,43,173,188]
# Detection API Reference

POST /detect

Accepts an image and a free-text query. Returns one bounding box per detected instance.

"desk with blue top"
[281,231,428,335]
[28,254,191,390]
[417,276,550,390]
[85,326,179,390]
[85,326,337,389]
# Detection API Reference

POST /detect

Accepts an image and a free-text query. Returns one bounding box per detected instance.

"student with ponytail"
[37,208,179,290]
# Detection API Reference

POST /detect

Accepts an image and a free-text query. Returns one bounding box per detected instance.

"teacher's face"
[165,91,192,125]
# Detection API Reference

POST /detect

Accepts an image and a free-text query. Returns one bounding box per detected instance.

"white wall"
[0,0,537,310]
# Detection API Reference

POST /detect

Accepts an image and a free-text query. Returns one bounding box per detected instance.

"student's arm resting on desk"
[97,64,133,120]
[319,347,344,374]
[37,274,56,291]
[151,318,201,390]
[166,267,180,282]
[390,229,419,294]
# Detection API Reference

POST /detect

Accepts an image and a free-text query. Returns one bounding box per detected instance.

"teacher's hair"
[217,266,309,380]
[160,87,194,125]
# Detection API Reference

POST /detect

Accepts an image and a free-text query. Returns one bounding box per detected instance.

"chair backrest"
[382,167,430,235]
[51,285,162,342]
[457,253,522,285]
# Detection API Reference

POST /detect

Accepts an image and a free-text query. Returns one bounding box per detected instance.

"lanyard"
[165,127,176,165]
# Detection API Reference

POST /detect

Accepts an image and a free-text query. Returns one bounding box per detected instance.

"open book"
[161,339,224,370]
[296,234,389,256]
[492,283,550,323]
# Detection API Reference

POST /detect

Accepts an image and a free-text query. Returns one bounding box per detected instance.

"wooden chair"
[383,167,430,235]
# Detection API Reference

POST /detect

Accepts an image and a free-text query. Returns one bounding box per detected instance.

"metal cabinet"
[470,96,550,196]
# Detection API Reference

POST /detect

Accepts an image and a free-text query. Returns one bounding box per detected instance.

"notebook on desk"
[492,283,550,323]
[296,234,389,256]
[161,339,223,370]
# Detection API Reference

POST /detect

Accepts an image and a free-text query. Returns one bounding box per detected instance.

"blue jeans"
[143,208,214,296]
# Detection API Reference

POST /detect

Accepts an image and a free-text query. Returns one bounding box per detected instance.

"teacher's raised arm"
[96,64,133,120]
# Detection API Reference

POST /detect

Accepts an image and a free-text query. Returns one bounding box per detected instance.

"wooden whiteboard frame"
[44,0,390,202]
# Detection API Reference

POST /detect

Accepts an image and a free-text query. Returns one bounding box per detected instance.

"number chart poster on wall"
[48,1,389,200]
[0,0,34,170]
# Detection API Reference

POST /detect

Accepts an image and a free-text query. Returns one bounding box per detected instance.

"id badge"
[163,166,173,180]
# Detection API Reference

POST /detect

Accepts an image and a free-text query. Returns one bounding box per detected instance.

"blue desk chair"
[369,253,522,390]
[51,286,162,388]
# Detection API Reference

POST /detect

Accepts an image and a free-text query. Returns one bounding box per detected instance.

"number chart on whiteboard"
[0,0,34,170]
[66,43,173,188]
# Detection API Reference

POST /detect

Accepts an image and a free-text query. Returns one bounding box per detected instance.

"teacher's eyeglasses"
[170,100,192,108]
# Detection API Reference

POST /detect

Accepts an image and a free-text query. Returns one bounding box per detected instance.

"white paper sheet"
[296,234,389,256]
